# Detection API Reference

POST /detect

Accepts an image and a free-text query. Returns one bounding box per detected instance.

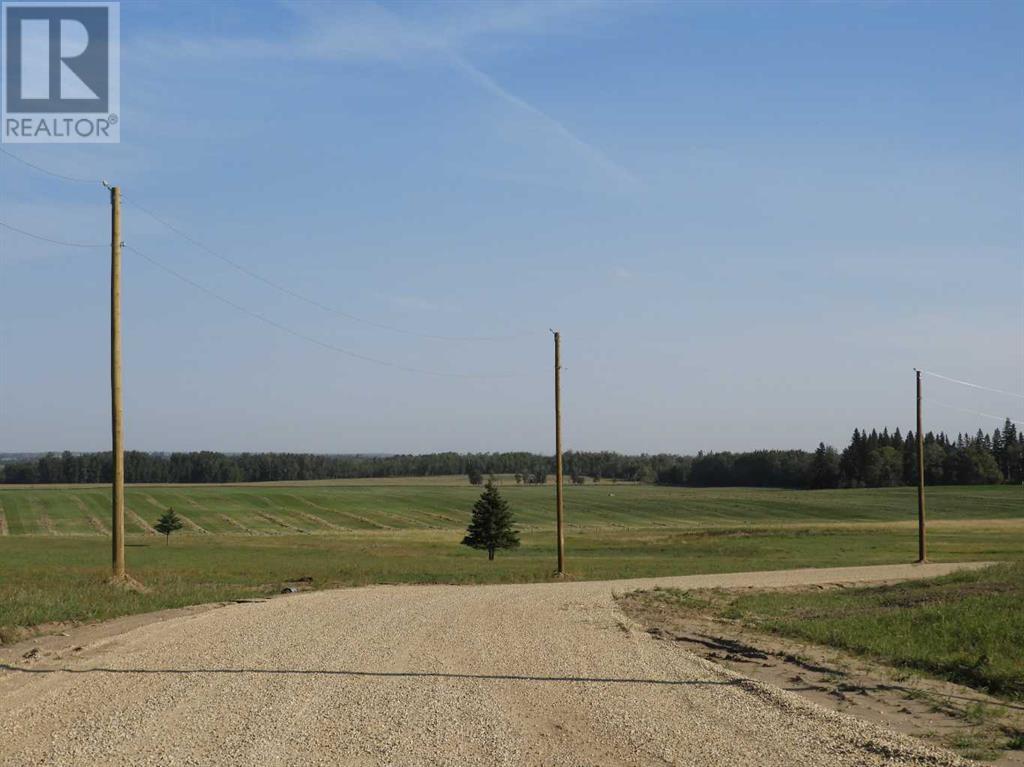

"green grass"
[0,482,1020,643]
[634,562,1024,700]
[0,482,1020,535]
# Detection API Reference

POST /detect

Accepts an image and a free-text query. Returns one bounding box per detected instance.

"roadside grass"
[2,516,1022,643]
[632,562,1024,701]
[947,732,1004,763]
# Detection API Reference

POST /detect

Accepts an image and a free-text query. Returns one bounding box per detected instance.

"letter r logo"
[4,4,110,112]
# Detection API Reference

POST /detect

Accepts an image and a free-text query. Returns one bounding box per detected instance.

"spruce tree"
[154,507,184,545]
[461,481,520,560]
[809,443,840,489]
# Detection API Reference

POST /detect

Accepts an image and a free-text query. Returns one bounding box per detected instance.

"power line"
[120,194,538,343]
[925,399,1021,427]
[0,147,101,185]
[2,147,542,343]
[0,220,105,248]
[921,370,1024,400]
[124,244,521,380]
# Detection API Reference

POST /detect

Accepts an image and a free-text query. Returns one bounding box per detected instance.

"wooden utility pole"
[553,330,565,576]
[915,369,926,563]
[110,185,125,578]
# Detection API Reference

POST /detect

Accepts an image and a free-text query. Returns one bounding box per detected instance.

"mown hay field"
[1,482,1020,641]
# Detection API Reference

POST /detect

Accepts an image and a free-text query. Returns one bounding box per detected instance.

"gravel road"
[0,562,987,766]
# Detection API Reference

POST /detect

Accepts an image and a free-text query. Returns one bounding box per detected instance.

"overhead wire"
[119,194,538,343]
[921,370,1024,400]
[124,244,521,380]
[0,220,105,249]
[0,147,101,185]
[925,399,1021,428]
[1,146,542,346]
[0,211,527,377]
[6,145,1022,405]
[8,151,1022,398]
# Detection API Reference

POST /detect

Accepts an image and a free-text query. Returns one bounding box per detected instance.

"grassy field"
[625,562,1024,702]
[0,481,1020,642]
[1,481,1021,535]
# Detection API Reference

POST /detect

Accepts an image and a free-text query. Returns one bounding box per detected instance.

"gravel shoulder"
[0,562,989,766]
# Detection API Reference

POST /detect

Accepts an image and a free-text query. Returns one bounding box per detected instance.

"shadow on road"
[0,663,739,687]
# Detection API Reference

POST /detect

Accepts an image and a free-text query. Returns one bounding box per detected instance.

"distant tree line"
[1,420,1020,489]
[655,421,1022,489]
[0,451,560,485]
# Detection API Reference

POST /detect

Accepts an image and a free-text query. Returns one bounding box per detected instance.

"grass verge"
[629,562,1024,701]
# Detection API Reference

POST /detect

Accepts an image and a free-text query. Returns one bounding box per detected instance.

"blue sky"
[2,0,1021,454]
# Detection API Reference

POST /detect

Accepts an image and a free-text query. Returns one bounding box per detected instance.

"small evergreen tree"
[467,466,484,485]
[461,481,520,560]
[154,507,184,545]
